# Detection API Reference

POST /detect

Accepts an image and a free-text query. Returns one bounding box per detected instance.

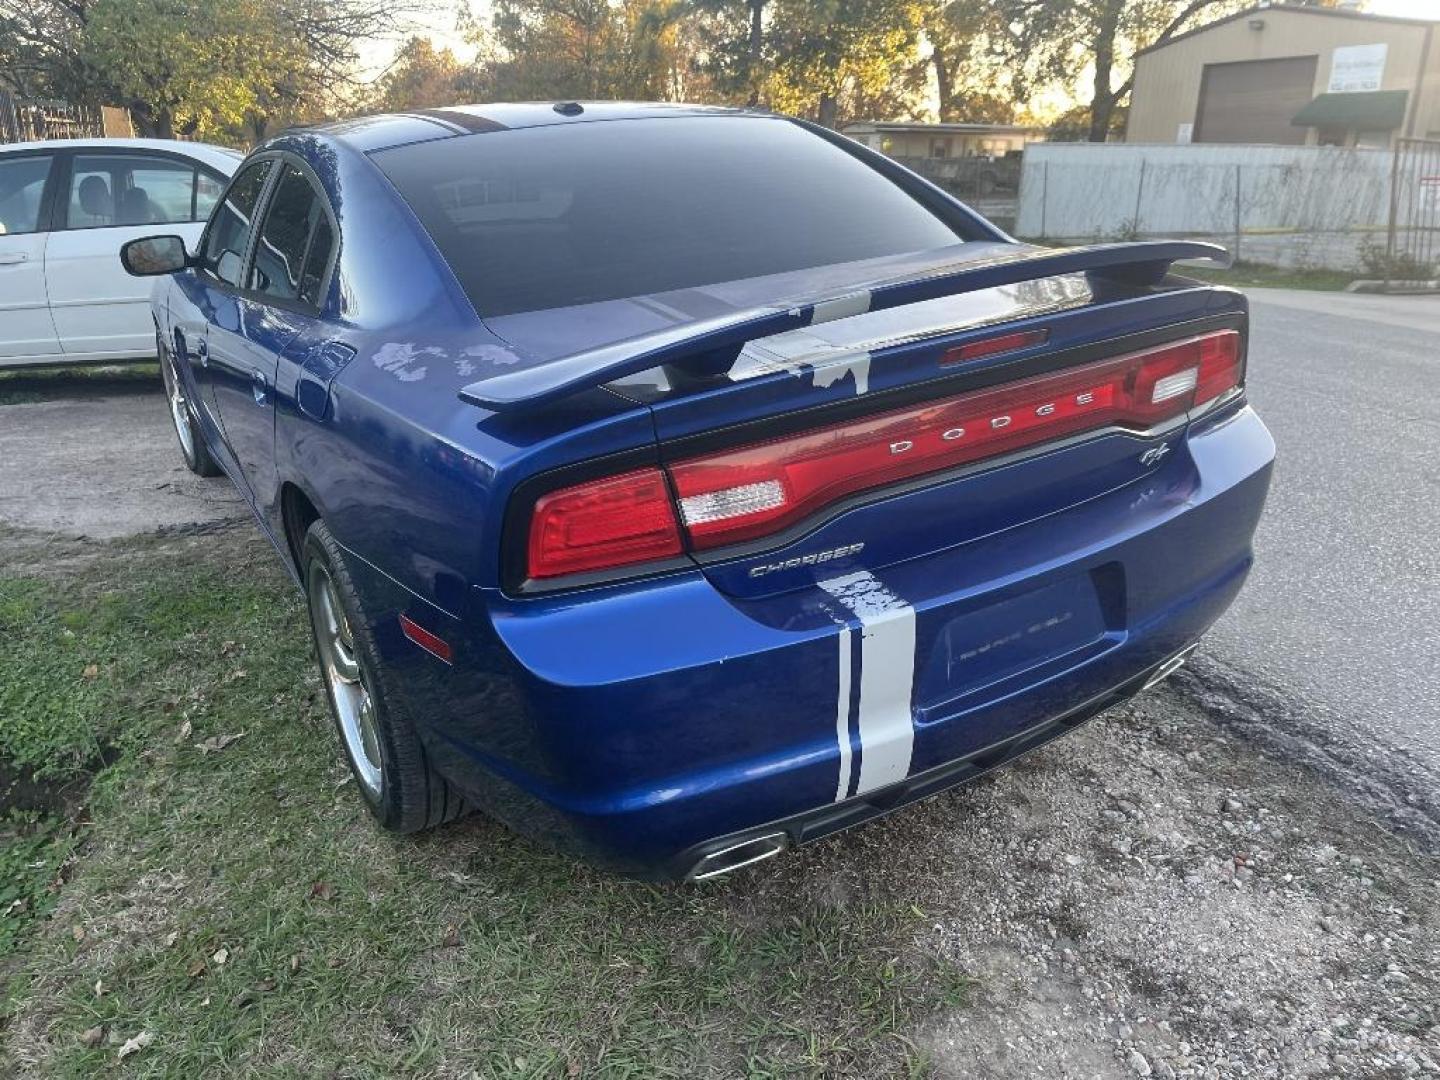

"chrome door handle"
[0,253,27,265]
[251,368,269,406]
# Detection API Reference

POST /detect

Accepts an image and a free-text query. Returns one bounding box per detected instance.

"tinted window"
[0,155,53,236]
[249,164,330,303]
[374,116,970,317]
[67,154,219,228]
[299,214,334,307]
[203,160,272,286]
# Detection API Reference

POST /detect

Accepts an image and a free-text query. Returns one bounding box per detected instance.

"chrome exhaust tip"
[1142,644,1198,692]
[687,832,788,882]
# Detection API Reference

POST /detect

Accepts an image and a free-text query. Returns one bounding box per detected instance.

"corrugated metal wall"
[1016,143,1393,239]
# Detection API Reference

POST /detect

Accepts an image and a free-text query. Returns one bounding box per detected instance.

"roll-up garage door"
[1194,55,1319,145]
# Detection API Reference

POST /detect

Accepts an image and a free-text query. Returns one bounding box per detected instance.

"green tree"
[80,0,278,137]
[988,0,1253,142]
[370,36,472,112]
[924,0,1002,122]
[691,0,770,105]
[766,0,925,127]
[0,0,405,141]
[482,0,692,102]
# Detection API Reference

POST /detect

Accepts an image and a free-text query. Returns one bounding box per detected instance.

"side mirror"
[121,235,190,277]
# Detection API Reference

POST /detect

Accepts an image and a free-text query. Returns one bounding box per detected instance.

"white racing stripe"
[834,626,853,802]
[820,571,918,799]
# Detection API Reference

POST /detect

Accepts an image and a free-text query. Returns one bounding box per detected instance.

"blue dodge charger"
[122,103,1274,880]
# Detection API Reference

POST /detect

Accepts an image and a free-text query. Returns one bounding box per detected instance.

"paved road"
[1191,287,1440,841]
[0,389,243,539]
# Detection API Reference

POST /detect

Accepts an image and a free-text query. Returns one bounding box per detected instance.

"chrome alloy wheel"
[161,343,196,462]
[308,561,383,798]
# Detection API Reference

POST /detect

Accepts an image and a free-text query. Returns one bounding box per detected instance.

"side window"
[202,160,273,287]
[249,163,333,307]
[66,154,207,228]
[0,155,53,236]
[195,171,225,220]
[299,214,335,307]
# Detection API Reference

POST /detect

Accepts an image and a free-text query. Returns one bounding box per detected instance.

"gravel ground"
[871,691,1440,1079]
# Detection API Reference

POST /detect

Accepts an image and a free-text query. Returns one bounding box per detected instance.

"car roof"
[315,101,762,154]
[0,137,243,174]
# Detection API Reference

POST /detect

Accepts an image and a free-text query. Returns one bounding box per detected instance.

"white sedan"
[0,137,240,368]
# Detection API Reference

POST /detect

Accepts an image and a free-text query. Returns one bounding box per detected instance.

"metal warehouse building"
[1127,3,1439,148]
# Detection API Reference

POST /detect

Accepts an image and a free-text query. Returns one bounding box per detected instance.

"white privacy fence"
[1015,143,1403,271]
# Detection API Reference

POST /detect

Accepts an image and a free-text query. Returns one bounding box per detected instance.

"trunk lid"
[463,241,1245,599]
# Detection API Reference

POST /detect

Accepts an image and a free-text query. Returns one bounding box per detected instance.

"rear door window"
[372,116,971,318]
[248,164,333,306]
[66,153,224,228]
[0,155,53,236]
[202,159,273,287]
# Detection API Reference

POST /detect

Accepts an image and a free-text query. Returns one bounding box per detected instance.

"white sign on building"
[1328,43,1388,93]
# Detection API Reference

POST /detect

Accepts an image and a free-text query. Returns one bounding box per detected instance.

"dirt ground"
[0,386,244,539]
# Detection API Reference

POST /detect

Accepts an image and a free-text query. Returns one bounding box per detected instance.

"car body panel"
[143,107,1274,877]
[0,138,238,368]
[0,230,57,358]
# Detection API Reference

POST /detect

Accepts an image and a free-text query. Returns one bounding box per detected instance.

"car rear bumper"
[672,641,1196,881]
[411,403,1273,878]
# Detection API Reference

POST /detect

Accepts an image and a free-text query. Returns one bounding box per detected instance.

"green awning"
[1292,90,1408,130]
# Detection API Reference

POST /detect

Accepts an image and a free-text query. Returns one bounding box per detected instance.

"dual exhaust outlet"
[684,644,1197,882]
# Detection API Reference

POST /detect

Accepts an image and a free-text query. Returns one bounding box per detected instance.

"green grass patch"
[1176,261,1356,292]
[1,529,977,1075]
[0,813,79,959]
[0,363,160,406]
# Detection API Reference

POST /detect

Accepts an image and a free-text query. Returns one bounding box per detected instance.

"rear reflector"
[521,330,1242,580]
[398,613,453,663]
[669,330,1241,550]
[527,467,683,579]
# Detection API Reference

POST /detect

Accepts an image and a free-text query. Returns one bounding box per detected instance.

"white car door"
[43,151,225,360]
[0,151,61,363]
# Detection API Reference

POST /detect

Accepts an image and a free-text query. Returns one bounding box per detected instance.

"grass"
[0,527,976,1076]
[1173,260,1357,292]
[0,363,159,406]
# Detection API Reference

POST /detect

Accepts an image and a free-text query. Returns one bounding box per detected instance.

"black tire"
[158,332,221,477]
[302,518,466,832]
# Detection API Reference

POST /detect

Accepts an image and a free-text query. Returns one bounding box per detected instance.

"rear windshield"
[372,116,972,318]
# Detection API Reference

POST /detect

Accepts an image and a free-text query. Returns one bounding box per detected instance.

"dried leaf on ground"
[117,1031,153,1059]
[196,732,245,754]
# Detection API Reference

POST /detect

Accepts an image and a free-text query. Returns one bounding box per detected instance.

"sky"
[357,0,1440,93]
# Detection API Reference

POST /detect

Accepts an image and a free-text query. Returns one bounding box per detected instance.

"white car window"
[66,153,217,229]
[0,155,53,236]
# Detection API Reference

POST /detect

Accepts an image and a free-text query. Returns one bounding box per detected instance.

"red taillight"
[526,467,683,579]
[522,330,1242,578]
[669,330,1241,550]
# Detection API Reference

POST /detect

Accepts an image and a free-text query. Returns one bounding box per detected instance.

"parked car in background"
[122,103,1274,881]
[0,138,239,368]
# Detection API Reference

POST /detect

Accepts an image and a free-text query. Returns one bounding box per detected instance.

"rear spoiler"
[458,241,1230,413]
